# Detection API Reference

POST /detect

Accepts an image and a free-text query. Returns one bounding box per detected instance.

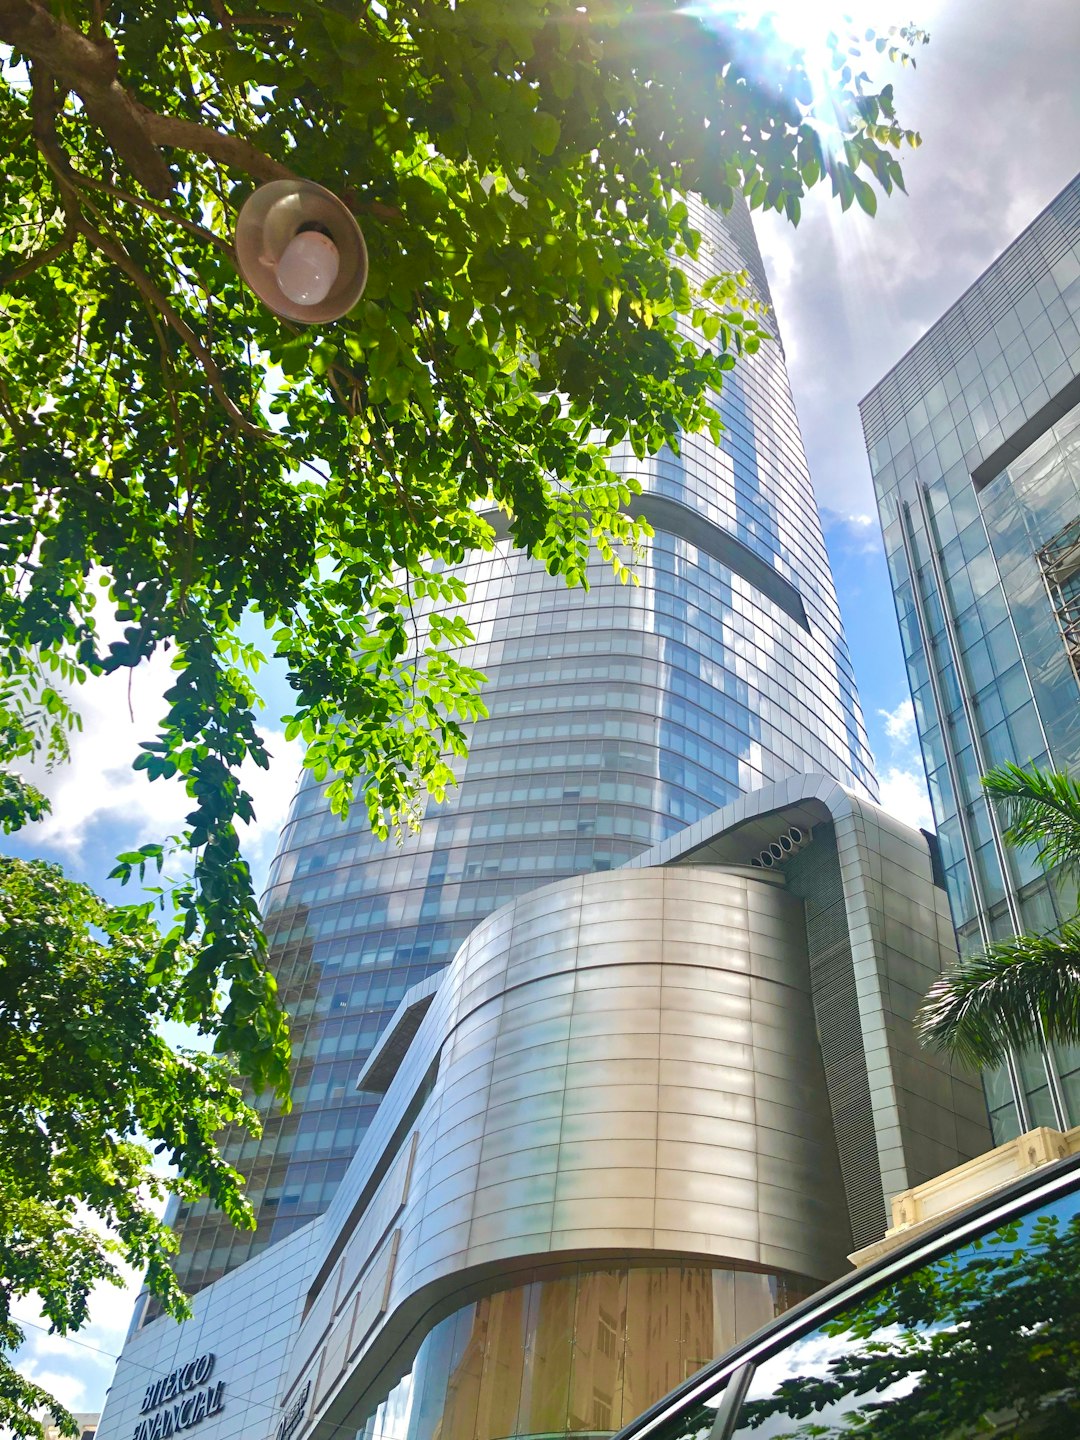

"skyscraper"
[862,172,1080,1140]
[104,194,989,1440]
[170,195,879,1294]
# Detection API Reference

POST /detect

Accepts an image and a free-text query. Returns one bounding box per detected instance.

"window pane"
[730,1184,1080,1438]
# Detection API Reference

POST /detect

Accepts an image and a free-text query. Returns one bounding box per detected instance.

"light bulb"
[276,229,341,306]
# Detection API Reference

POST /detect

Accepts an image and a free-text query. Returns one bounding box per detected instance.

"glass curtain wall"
[862,176,1080,1140]
[171,195,877,1294]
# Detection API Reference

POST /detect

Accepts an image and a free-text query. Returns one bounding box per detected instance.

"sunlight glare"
[684,0,883,54]
[681,0,901,174]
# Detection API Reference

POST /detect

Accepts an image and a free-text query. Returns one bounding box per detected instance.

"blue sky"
[9,0,1080,1419]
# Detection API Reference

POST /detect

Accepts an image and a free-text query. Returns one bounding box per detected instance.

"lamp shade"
[234,179,368,324]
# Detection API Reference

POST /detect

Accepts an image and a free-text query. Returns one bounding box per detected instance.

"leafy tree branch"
[919,762,1080,1068]
[0,857,257,1440]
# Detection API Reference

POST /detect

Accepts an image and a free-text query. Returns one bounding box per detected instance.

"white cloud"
[819,508,884,559]
[12,1277,136,1421]
[879,697,916,747]
[875,694,933,829]
[872,695,932,829]
[20,652,190,853]
[18,1365,89,1414]
[754,0,1080,521]
[15,650,301,901]
[878,764,934,831]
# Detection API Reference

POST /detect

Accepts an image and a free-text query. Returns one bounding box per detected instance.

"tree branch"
[79,219,275,443]
[71,173,234,254]
[0,221,76,289]
[139,110,297,184]
[0,0,114,89]
[2,0,174,196]
[0,370,25,443]
[206,0,291,30]
[2,0,297,196]
[26,67,271,441]
[6,0,397,228]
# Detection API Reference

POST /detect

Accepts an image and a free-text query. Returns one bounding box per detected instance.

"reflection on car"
[614,1152,1080,1440]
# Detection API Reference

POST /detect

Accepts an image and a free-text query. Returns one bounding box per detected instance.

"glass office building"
[171,196,878,1294]
[861,173,1080,1141]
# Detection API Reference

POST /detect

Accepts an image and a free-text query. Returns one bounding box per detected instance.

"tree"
[0,850,257,1440]
[918,762,1080,1070]
[0,0,927,1099]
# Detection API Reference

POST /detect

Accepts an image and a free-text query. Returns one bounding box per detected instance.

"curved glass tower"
[170,198,877,1294]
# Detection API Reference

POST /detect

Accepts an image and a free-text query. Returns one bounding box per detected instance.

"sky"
[9,0,1080,1423]
[755,0,1080,826]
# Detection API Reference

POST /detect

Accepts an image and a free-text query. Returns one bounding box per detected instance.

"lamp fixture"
[234,179,368,324]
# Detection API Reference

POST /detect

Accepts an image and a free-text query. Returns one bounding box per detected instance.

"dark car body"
[612,1150,1080,1440]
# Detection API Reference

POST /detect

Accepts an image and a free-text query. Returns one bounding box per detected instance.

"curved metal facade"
[272,864,851,1438]
[171,197,877,1292]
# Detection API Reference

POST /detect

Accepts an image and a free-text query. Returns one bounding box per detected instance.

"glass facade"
[352,1263,812,1440]
[862,173,1080,1140]
[172,195,877,1293]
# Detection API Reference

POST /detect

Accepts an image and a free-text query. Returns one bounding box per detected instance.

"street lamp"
[234,179,368,324]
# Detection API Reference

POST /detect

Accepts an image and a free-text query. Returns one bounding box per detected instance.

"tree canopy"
[0,852,256,1440]
[0,0,928,1097]
[0,1,924,1095]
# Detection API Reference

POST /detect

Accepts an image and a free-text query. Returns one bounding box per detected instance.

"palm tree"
[917,762,1080,1070]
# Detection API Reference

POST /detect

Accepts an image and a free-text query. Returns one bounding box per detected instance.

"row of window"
[866,242,1080,469]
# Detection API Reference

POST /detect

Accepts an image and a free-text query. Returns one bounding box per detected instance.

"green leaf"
[855,177,878,216]
[531,110,562,156]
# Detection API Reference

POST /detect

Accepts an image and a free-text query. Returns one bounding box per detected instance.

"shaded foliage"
[738,1198,1080,1438]
[0,855,257,1440]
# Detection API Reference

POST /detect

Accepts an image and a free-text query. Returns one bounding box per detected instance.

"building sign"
[274,1381,310,1440]
[132,1354,225,1440]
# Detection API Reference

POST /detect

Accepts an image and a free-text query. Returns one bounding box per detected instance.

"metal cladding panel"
[94,1222,324,1440]
[281,864,852,1430]
[626,771,993,1227]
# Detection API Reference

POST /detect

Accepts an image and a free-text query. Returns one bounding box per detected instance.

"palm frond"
[982,762,1080,877]
[916,919,1080,1070]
